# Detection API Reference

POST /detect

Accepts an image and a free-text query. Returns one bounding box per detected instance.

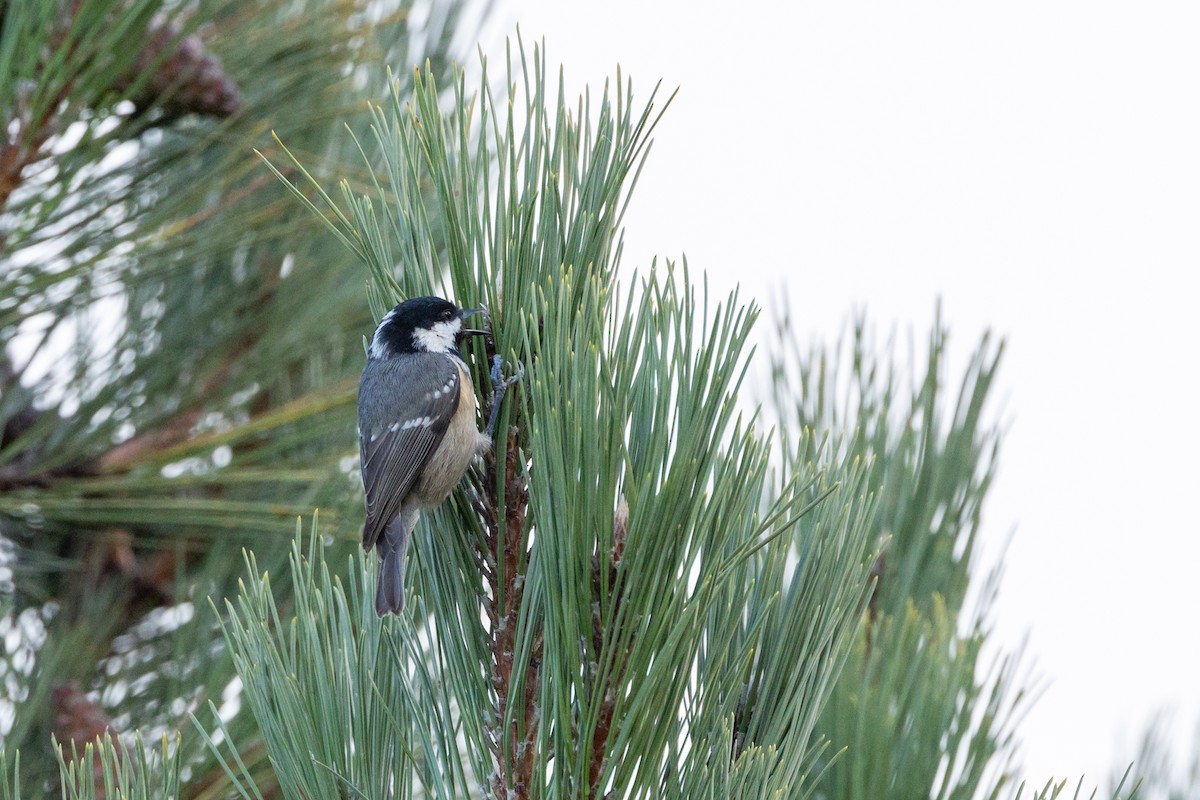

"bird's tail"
[375,508,419,616]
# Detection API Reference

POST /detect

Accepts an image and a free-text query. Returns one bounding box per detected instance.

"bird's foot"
[485,355,524,439]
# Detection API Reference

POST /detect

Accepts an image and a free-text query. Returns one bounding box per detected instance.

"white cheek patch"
[413,318,462,353]
[369,309,397,359]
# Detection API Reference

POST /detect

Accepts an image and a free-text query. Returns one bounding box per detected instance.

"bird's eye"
[442,309,455,321]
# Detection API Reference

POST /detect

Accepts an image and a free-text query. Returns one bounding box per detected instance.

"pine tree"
[1,4,1144,798]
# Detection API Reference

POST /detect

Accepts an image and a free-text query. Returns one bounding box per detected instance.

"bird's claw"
[485,356,524,439]
[490,354,523,390]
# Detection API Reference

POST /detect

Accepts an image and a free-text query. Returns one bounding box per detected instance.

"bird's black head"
[368,296,483,360]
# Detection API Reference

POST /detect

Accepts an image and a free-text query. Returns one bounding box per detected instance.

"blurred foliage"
[0,0,484,793]
[769,311,1024,799]
[1015,769,1139,800]
[1112,718,1200,800]
[770,312,1138,800]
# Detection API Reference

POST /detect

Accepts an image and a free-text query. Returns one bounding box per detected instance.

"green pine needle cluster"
[252,39,879,797]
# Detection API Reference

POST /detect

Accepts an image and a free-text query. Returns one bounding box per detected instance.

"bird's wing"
[359,356,462,551]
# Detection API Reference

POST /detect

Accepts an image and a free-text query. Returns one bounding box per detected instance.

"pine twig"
[587,497,629,799]
[484,424,540,800]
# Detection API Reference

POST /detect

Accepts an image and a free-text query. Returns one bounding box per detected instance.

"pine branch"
[586,497,628,800]
[97,288,270,474]
[484,423,539,800]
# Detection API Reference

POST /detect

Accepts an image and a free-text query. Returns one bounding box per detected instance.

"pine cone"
[52,682,123,798]
[121,13,244,119]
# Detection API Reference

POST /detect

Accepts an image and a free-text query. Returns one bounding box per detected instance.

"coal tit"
[358,296,506,616]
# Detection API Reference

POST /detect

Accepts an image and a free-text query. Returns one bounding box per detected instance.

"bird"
[357,295,516,616]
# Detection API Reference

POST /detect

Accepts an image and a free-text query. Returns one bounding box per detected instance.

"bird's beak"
[460,307,488,337]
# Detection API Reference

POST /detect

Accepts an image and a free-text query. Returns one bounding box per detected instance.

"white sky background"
[483,0,1200,787]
